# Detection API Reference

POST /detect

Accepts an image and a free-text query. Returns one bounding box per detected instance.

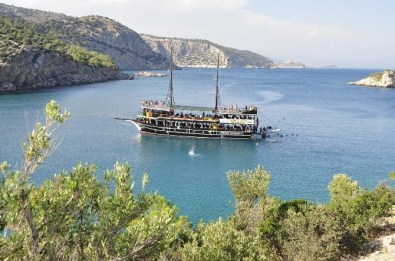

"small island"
[349,70,395,88]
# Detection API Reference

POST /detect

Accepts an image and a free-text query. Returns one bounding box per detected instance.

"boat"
[130,53,267,140]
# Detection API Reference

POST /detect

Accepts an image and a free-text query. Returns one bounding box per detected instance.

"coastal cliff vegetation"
[1,101,395,260]
[1,3,274,70]
[0,16,116,69]
[0,16,125,93]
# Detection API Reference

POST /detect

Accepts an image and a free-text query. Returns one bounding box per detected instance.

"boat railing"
[221,105,258,114]
[141,113,219,122]
[167,115,218,122]
[135,117,255,132]
[139,111,257,123]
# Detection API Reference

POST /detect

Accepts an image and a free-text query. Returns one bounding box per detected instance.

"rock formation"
[0,47,125,93]
[349,70,395,88]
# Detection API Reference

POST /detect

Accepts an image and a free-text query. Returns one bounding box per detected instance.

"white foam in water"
[258,91,284,104]
[188,146,200,157]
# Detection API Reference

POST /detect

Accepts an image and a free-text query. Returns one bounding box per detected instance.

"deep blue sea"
[1,68,395,223]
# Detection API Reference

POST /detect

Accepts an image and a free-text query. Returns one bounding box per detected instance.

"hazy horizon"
[1,0,394,70]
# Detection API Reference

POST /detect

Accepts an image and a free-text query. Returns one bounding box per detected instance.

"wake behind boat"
[130,53,271,140]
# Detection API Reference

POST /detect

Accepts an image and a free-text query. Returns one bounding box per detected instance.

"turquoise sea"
[1,68,395,223]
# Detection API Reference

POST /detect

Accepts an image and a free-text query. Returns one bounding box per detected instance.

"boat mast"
[166,48,175,107]
[214,53,221,113]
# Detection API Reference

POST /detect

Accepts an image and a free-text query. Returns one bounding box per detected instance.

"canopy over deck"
[171,105,214,112]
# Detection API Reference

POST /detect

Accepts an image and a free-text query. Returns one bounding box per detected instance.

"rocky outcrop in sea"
[349,70,395,88]
[0,47,125,93]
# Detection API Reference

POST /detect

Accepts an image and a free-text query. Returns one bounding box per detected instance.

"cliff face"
[142,35,273,68]
[0,47,124,93]
[349,70,395,88]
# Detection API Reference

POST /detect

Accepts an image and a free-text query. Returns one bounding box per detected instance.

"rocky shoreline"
[135,71,167,77]
[349,70,395,88]
[0,47,128,94]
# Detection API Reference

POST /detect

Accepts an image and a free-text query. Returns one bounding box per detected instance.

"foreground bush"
[0,101,189,260]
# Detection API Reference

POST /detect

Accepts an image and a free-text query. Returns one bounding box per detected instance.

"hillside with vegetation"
[0,17,116,68]
[0,3,168,70]
[0,3,274,70]
[0,16,125,93]
[1,101,394,260]
[0,2,276,93]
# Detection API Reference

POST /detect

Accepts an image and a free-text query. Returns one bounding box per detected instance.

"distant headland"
[270,60,305,69]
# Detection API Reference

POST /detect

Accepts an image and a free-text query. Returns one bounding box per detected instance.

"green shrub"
[328,174,395,253]
[0,101,188,260]
[280,205,344,261]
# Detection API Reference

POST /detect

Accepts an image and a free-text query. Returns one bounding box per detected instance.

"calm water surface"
[1,68,395,223]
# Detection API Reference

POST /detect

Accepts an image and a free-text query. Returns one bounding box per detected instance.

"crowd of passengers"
[222,104,257,113]
[144,110,255,120]
[141,99,257,113]
[141,99,167,108]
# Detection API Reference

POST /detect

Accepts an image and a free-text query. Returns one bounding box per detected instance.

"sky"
[2,0,395,69]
